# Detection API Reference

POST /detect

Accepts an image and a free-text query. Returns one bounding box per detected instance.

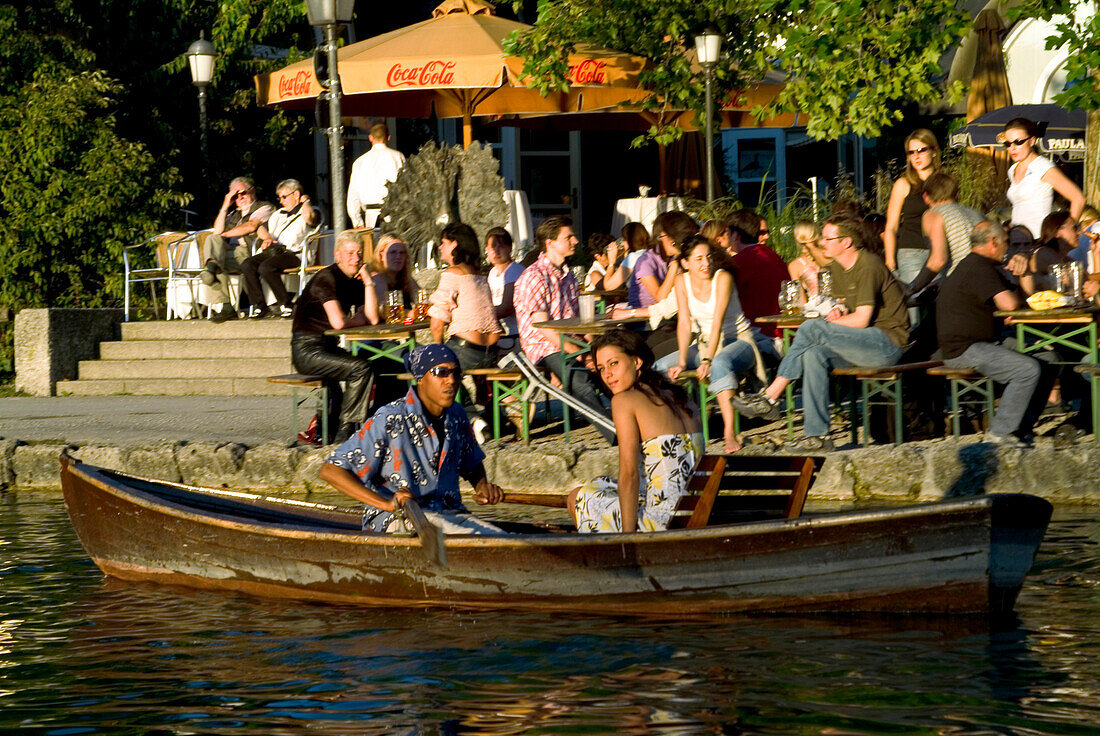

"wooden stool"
[832,361,942,445]
[485,370,530,443]
[267,374,329,443]
[676,370,738,445]
[927,366,995,438]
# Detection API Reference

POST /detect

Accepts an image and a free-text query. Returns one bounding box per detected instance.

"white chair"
[123,231,205,321]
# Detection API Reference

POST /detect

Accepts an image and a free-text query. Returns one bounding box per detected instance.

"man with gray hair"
[239,178,322,319]
[202,176,274,323]
[934,219,1044,445]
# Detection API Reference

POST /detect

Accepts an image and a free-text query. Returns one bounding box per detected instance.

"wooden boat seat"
[667,454,824,529]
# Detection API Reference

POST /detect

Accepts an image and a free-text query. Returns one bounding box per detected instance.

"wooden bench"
[927,366,994,438]
[832,361,943,445]
[395,367,530,443]
[668,454,825,529]
[268,374,329,443]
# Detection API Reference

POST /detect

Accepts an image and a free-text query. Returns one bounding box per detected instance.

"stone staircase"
[60,320,295,396]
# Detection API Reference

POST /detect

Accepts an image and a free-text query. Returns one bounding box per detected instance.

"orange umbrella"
[254,0,650,147]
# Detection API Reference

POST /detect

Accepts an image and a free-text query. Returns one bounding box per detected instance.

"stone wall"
[4,436,1100,506]
[14,308,122,396]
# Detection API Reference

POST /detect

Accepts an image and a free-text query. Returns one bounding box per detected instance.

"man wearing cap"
[319,344,507,535]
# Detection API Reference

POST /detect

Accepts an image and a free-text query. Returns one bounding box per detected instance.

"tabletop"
[533,316,650,334]
[992,306,1099,321]
[755,313,809,327]
[326,321,429,339]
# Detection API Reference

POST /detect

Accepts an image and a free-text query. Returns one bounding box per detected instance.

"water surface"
[3,494,1100,735]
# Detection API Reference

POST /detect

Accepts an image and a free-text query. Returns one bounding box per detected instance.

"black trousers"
[291,333,374,440]
[242,245,301,309]
[445,337,499,420]
[539,351,615,444]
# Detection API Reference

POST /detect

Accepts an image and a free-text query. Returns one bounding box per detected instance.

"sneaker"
[250,306,271,320]
[782,434,834,454]
[280,305,294,318]
[983,431,1027,448]
[209,307,237,324]
[733,391,782,422]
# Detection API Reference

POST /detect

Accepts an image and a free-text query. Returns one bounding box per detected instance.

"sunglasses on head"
[425,365,458,379]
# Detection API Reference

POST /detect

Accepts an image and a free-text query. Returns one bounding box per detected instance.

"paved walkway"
[0,396,292,446]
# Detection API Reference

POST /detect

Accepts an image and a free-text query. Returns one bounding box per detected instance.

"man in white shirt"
[239,178,322,319]
[346,122,406,229]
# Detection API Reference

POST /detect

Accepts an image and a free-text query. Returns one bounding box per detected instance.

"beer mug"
[817,270,833,300]
[1050,264,1068,296]
[579,294,597,322]
[386,291,403,323]
[779,280,801,315]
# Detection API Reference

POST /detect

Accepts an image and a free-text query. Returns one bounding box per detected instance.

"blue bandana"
[404,344,459,379]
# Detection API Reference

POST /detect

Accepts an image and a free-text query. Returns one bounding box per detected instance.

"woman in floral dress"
[568,329,703,533]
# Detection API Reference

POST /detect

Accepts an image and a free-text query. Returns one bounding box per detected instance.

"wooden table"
[326,321,429,368]
[756,314,810,438]
[994,306,1100,441]
[532,315,649,436]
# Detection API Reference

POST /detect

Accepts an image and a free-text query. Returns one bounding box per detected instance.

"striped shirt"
[513,253,579,364]
[931,202,985,276]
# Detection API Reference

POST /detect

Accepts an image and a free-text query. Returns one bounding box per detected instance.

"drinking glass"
[779,280,801,314]
[817,270,833,300]
[1050,264,1068,296]
[386,291,403,323]
[1068,261,1085,302]
[579,294,596,322]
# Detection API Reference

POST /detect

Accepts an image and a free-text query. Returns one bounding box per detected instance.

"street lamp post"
[694,26,722,204]
[307,0,355,234]
[186,33,217,220]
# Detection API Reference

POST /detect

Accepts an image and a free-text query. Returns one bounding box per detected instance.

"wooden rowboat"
[60,454,1051,615]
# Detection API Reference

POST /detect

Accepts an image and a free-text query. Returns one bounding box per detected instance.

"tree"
[1012,1,1100,205]
[505,0,970,144]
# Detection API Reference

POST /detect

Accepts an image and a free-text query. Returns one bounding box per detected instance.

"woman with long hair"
[884,129,941,284]
[428,222,502,440]
[658,235,770,453]
[1026,211,1079,294]
[568,329,703,533]
[1003,117,1085,240]
[787,220,828,300]
[627,211,698,309]
[371,233,419,307]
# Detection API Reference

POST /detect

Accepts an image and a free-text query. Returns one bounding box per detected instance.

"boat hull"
[60,457,1051,615]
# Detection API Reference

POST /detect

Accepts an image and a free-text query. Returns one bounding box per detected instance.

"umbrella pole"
[463,110,473,149]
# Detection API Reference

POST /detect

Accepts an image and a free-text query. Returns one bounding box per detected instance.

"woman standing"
[568,329,703,533]
[428,223,501,440]
[658,236,770,453]
[1004,117,1085,241]
[884,129,941,284]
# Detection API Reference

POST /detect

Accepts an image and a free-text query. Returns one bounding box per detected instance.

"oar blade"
[402,497,447,568]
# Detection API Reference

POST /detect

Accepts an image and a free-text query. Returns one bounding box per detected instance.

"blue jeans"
[895,248,929,326]
[656,332,770,393]
[944,340,1041,436]
[778,318,904,437]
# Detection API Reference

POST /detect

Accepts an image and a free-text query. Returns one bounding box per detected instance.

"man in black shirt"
[936,220,1042,445]
[291,230,382,444]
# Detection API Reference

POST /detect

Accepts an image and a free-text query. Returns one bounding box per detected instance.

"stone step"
[78,357,293,380]
[120,319,292,341]
[99,338,289,360]
[59,377,297,396]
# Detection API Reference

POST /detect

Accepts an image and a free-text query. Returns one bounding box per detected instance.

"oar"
[500,492,569,508]
[400,497,447,567]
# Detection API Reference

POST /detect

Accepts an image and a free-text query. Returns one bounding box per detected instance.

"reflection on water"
[3,495,1100,735]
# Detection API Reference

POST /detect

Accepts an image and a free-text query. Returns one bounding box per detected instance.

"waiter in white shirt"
[346,122,406,229]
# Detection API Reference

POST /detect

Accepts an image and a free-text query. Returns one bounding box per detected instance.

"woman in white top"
[1004,116,1084,239]
[655,236,769,453]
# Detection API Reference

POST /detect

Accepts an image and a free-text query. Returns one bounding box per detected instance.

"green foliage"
[506,0,969,145]
[1011,1,1100,112]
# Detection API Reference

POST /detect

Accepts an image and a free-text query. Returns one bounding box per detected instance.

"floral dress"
[574,432,705,533]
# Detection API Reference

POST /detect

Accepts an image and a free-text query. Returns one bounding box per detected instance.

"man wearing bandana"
[320,344,507,534]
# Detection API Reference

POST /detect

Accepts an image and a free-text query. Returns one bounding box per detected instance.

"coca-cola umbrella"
[254,0,650,148]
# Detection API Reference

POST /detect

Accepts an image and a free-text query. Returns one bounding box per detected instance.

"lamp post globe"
[694,26,722,203]
[308,0,356,233]
[187,34,217,221]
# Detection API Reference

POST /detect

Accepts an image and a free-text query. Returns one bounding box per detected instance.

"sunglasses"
[907,145,931,156]
[425,365,459,379]
[1002,137,1031,148]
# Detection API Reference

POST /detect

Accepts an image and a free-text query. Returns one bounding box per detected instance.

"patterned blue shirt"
[325,387,485,532]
